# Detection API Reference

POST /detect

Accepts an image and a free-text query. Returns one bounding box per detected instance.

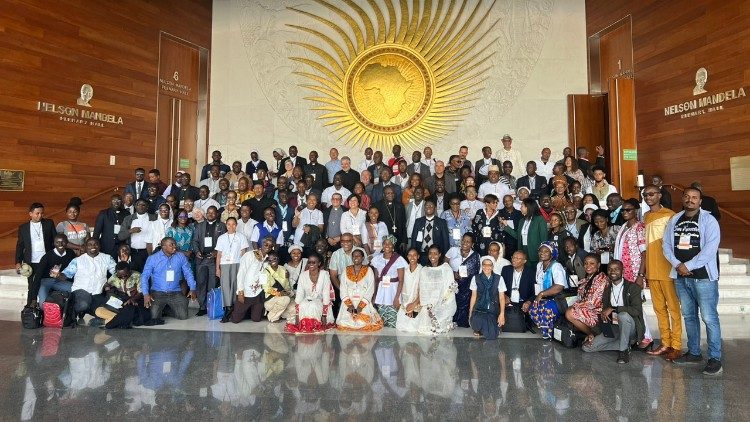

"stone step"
[0,284,27,300]
[718,275,750,286]
[0,272,27,287]
[720,263,748,275]
[644,284,750,300]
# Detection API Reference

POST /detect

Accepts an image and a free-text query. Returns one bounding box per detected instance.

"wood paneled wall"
[586,0,750,255]
[0,0,211,267]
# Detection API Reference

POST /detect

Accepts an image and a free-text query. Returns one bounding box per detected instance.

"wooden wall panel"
[0,0,211,267]
[567,94,608,170]
[586,0,750,254]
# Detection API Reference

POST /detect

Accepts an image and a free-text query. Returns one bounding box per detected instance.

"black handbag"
[21,305,42,329]
[502,305,527,333]
[553,319,585,348]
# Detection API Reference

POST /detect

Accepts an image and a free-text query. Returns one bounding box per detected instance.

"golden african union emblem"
[288,0,498,149]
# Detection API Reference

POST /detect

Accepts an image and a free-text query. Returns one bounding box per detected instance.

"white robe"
[415,263,457,335]
[395,264,422,332]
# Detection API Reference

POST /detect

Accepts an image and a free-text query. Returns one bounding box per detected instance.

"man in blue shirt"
[141,237,197,320]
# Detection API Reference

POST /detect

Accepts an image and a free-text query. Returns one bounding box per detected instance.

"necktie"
[423,219,433,250]
[136,181,142,197]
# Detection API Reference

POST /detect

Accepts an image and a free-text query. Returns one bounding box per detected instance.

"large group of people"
[14,136,724,375]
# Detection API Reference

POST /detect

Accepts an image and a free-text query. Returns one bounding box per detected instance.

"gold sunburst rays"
[288,0,498,150]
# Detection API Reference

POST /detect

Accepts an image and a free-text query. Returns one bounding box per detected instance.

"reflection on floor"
[2,320,747,420]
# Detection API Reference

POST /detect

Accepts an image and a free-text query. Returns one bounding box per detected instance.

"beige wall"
[210,0,587,166]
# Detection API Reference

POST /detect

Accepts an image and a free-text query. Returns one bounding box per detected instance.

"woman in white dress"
[340,194,367,246]
[285,253,336,333]
[360,206,389,257]
[337,249,383,331]
[415,245,458,335]
[371,236,408,327]
[396,248,422,332]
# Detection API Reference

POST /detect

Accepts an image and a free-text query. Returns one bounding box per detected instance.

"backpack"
[43,291,76,328]
[21,305,42,329]
[553,318,585,348]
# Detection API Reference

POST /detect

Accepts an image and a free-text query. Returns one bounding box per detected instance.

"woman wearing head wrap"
[285,252,335,333]
[550,175,573,211]
[284,244,307,290]
[527,242,568,339]
[468,255,507,340]
[336,249,383,331]
[564,253,609,344]
[371,235,408,327]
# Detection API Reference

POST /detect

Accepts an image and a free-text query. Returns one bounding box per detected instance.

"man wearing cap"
[495,134,524,177]
[478,165,512,201]
[474,146,501,185]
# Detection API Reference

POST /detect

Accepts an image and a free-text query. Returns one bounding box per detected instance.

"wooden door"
[607,78,638,200]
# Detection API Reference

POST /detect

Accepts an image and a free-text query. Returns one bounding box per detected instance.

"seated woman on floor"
[415,245,458,335]
[395,248,422,332]
[528,242,568,339]
[336,249,383,331]
[565,253,609,345]
[468,256,506,340]
[286,252,336,333]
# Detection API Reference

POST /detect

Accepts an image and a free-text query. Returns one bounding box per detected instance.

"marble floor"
[0,319,747,421]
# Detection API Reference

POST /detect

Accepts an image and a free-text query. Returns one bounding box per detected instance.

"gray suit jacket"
[405,201,426,238]
[406,162,431,182]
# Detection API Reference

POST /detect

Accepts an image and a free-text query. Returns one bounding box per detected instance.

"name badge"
[352,294,362,301]
[482,226,491,238]
[416,231,423,242]
[459,265,468,278]
[381,279,391,288]
[600,251,610,264]
[511,289,520,303]
[352,229,360,236]
[373,238,382,250]
[204,237,213,248]
[392,164,399,172]
[677,234,691,249]
[113,224,121,234]
[252,173,258,181]
[166,270,175,282]
[162,361,171,374]
[374,177,380,184]
[311,173,316,180]
[223,256,234,264]
[452,228,461,240]
[282,221,289,232]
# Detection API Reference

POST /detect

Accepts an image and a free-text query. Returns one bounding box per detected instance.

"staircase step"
[645,285,750,300]
[643,298,749,315]
[0,273,28,287]
[0,284,27,300]
[720,263,747,275]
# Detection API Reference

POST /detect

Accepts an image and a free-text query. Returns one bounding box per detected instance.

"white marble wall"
[210,0,587,166]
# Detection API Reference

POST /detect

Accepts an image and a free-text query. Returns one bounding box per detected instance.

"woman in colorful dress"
[166,208,194,260]
[416,245,458,335]
[396,248,422,332]
[353,181,371,211]
[590,209,620,272]
[445,233,480,328]
[371,236,407,327]
[528,242,568,339]
[285,253,336,333]
[336,249,383,331]
[441,196,472,249]
[471,193,505,256]
[565,253,608,345]
[469,256,506,340]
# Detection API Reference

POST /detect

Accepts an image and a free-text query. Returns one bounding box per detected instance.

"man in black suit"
[124,168,149,201]
[200,150,230,181]
[191,206,227,316]
[474,146,501,185]
[376,185,407,249]
[93,195,130,258]
[15,202,56,306]
[245,150,269,178]
[371,167,402,204]
[606,193,626,226]
[335,157,360,192]
[410,200,450,264]
[304,150,328,191]
[406,150,431,181]
[427,179,456,213]
[501,250,535,307]
[280,145,307,170]
[175,172,200,207]
[516,161,549,200]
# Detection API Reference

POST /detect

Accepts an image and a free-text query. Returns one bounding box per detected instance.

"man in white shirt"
[230,237,274,323]
[118,199,155,272]
[292,194,324,245]
[478,165,512,200]
[194,186,221,214]
[405,187,426,244]
[199,164,223,196]
[495,134,524,177]
[358,147,375,172]
[421,146,436,175]
[59,238,117,322]
[535,148,555,180]
[236,204,258,245]
[321,174,352,207]
[148,204,172,253]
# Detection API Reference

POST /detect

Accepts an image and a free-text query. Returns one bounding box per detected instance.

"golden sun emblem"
[288,0,497,150]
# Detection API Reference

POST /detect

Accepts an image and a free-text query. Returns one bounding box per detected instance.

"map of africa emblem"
[288,0,498,149]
